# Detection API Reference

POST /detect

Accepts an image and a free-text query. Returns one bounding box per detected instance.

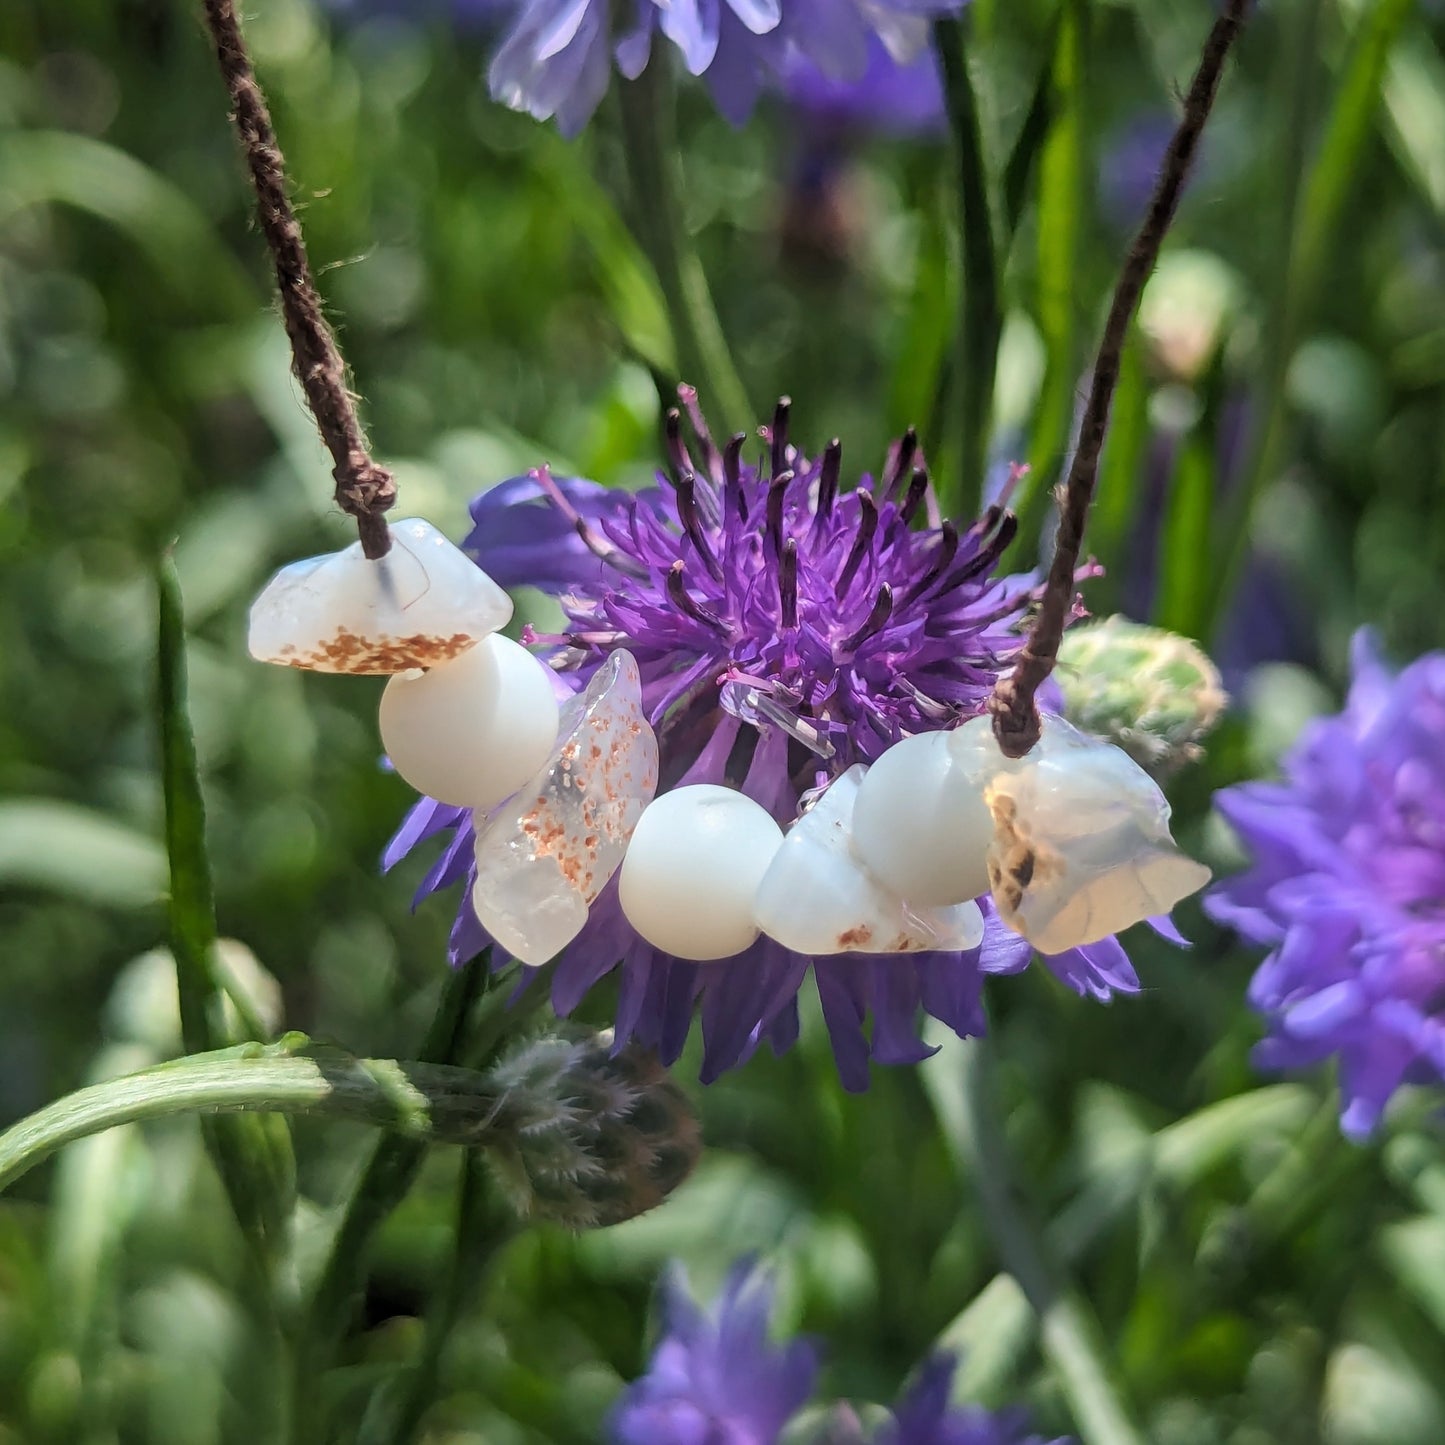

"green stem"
[367,1153,515,1445]
[957,1039,1146,1445]
[0,1039,516,1193]
[288,956,492,1444]
[616,58,752,434]
[933,17,1002,517]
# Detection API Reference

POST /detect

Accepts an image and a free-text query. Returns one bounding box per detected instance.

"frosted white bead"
[849,731,995,906]
[378,635,561,810]
[471,649,658,966]
[978,715,1212,953]
[619,785,784,962]
[754,766,984,955]
[248,517,512,673]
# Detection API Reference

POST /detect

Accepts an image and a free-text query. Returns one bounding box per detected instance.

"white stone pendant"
[378,634,561,811]
[754,766,985,956]
[849,730,995,907]
[248,517,512,673]
[471,650,658,967]
[619,785,785,961]
[958,715,1212,953]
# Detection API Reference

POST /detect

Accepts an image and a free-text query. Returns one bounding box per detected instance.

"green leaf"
[1205,0,1410,638]
[1089,337,1150,605]
[1153,427,1215,636]
[0,131,252,313]
[1002,28,1059,242]
[0,799,166,907]
[1018,0,1088,552]
[934,16,1004,515]
[1379,1216,1445,1339]
[1376,22,1445,217]
[1297,0,1419,292]
[157,557,294,1258]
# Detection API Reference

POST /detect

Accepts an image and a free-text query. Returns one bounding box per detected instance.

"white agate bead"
[248,517,512,673]
[619,785,784,962]
[849,731,994,907]
[754,766,984,956]
[978,715,1211,953]
[378,634,560,810]
[471,649,658,966]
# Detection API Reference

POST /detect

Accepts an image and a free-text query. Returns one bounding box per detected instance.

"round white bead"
[379,634,560,810]
[619,785,784,961]
[850,730,994,906]
[754,766,984,955]
[248,517,513,673]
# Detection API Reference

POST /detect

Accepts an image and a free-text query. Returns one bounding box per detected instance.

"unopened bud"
[482,1031,700,1230]
[1056,616,1226,779]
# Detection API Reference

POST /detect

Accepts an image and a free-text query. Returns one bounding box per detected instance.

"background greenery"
[3,0,1445,1440]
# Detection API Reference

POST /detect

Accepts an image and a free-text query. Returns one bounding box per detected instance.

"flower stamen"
[779,539,799,630]
[766,470,793,560]
[723,433,748,525]
[882,425,918,499]
[835,490,878,599]
[675,474,724,581]
[900,465,930,524]
[840,584,893,653]
[766,396,791,479]
[666,561,726,632]
[812,438,842,532]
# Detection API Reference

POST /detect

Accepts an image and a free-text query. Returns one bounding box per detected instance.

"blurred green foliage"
[4,0,1445,1441]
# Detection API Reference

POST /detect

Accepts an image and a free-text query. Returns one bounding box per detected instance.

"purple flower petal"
[1210,628,1445,1136]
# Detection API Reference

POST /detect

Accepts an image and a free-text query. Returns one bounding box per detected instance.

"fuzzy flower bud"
[481,1030,700,1230]
[1055,616,1226,779]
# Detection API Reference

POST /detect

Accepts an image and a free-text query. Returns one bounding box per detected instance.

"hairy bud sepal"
[481,1031,700,1231]
[1056,616,1226,779]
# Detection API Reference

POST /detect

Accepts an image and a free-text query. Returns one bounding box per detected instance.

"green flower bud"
[481,1030,700,1231]
[1056,616,1226,779]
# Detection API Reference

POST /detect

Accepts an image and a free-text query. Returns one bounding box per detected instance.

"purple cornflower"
[488,0,962,135]
[610,1263,1062,1445]
[609,1263,818,1445]
[386,395,1157,1089]
[1207,630,1445,1138]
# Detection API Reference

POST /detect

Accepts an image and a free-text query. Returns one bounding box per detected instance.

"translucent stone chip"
[248,517,513,673]
[968,715,1212,953]
[471,650,659,966]
[755,766,985,956]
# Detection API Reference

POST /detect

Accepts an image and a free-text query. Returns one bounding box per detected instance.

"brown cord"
[200,0,395,559]
[990,0,1251,757]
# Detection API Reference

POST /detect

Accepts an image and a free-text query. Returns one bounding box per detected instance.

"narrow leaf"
[157,556,294,1255]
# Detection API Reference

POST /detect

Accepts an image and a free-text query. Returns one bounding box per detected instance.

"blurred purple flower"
[1207,630,1445,1138]
[323,0,511,27]
[488,0,962,134]
[610,1263,1063,1445]
[880,1353,1065,1445]
[1097,112,1174,231]
[609,1263,818,1445]
[387,395,1161,1090]
[1118,396,1315,691]
[784,31,944,136]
